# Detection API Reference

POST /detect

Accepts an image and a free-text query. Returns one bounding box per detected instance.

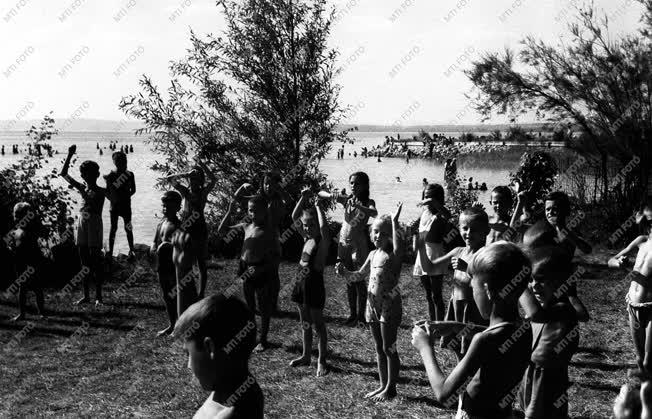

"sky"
[0,0,645,126]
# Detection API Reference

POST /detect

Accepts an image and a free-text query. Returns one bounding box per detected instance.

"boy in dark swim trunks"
[173,294,264,419]
[105,151,136,259]
[288,188,330,376]
[60,145,106,306]
[218,194,275,352]
[609,202,652,377]
[151,191,188,336]
[412,242,532,418]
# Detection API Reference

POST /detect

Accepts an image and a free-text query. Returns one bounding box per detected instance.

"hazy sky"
[0,0,644,125]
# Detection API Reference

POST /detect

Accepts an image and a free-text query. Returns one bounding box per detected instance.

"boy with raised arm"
[165,160,216,299]
[60,144,106,306]
[105,151,136,259]
[289,188,330,376]
[218,194,275,352]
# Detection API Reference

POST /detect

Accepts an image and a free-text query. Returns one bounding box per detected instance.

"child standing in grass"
[60,144,106,306]
[337,203,403,401]
[289,188,330,376]
[411,242,532,418]
[173,294,263,418]
[320,171,377,325]
[218,194,275,352]
[9,202,46,321]
[608,201,652,378]
[412,183,450,321]
[104,151,136,259]
[425,207,491,356]
[520,246,580,419]
[165,161,217,299]
[150,191,189,337]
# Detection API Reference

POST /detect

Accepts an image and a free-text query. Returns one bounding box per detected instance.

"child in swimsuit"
[520,246,580,419]
[151,191,188,337]
[608,200,652,377]
[9,202,46,321]
[289,188,330,376]
[486,186,514,244]
[413,183,450,321]
[337,202,403,401]
[60,145,106,306]
[544,191,592,255]
[219,194,276,352]
[320,171,377,325]
[166,161,216,299]
[104,151,136,259]
[412,242,532,418]
[427,207,490,356]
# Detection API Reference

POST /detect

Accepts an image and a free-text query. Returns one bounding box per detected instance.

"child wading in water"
[337,202,404,401]
[426,207,490,356]
[413,183,452,321]
[412,242,532,418]
[609,199,652,377]
[104,151,136,259]
[166,161,216,299]
[289,188,330,376]
[60,145,106,306]
[320,171,377,325]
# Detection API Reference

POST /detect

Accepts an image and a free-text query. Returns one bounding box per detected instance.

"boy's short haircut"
[545,191,571,216]
[79,160,100,178]
[469,241,531,302]
[112,151,127,165]
[249,194,268,209]
[522,220,557,249]
[461,206,489,227]
[423,183,445,204]
[173,294,256,361]
[162,190,183,206]
[528,245,572,282]
[492,185,514,206]
[13,202,32,220]
[264,170,282,183]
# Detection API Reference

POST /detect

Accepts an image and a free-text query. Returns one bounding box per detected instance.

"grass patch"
[0,248,631,418]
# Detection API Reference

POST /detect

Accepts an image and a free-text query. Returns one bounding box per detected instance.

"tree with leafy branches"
[466,0,652,209]
[120,0,348,224]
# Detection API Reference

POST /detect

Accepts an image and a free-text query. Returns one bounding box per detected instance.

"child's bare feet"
[10,313,25,322]
[289,355,311,367]
[75,297,90,305]
[157,325,174,337]
[364,386,385,399]
[371,387,396,401]
[316,361,329,376]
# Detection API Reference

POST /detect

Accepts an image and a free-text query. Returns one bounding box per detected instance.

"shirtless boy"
[219,195,275,352]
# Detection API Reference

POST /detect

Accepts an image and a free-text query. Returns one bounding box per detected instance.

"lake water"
[0,131,531,254]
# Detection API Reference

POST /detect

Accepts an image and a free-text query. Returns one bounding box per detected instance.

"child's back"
[462,320,531,417]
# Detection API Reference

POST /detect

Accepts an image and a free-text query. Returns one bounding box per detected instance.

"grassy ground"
[0,247,633,418]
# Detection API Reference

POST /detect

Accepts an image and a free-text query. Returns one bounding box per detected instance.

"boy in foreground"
[173,294,264,418]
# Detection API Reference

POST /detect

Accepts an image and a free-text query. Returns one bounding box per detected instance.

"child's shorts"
[76,213,103,248]
[291,270,326,310]
[627,301,652,329]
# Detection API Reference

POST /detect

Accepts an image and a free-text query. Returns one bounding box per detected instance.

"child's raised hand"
[411,325,431,351]
[452,257,467,272]
[67,145,77,155]
[393,202,403,222]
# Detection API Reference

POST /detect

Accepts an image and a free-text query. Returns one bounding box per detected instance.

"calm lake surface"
[0,131,557,253]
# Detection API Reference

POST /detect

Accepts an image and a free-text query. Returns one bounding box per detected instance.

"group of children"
[9,147,652,417]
